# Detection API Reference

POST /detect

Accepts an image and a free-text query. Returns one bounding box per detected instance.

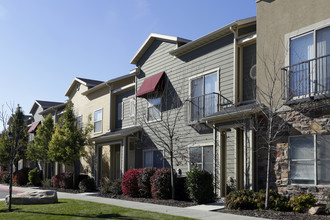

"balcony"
[187,92,232,124]
[282,54,330,102]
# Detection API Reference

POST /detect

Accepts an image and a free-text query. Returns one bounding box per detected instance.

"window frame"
[143,149,164,168]
[188,68,220,122]
[188,145,213,173]
[285,18,330,100]
[289,134,330,186]
[146,96,162,122]
[93,108,103,134]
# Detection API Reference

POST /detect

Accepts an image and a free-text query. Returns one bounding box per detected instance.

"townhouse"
[256,0,330,200]
[10,0,329,201]
[131,17,257,196]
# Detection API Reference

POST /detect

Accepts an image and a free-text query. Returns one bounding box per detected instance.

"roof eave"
[170,17,256,57]
[130,33,191,65]
[82,73,135,96]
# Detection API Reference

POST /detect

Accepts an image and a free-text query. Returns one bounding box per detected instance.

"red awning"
[136,72,165,97]
[28,121,41,133]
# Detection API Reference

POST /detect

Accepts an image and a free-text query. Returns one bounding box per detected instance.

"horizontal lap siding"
[136,34,234,173]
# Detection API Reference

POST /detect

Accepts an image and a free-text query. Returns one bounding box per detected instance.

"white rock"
[5,190,58,205]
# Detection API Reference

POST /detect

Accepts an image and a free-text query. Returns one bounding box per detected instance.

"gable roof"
[82,73,135,96]
[130,33,191,65]
[170,17,256,57]
[30,100,64,115]
[39,102,67,116]
[65,77,104,97]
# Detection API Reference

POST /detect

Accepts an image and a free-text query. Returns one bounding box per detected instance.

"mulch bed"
[218,208,330,220]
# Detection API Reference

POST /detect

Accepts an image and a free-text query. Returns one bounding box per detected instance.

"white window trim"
[93,108,103,134]
[130,98,136,118]
[143,149,164,168]
[289,134,330,186]
[188,68,220,99]
[146,96,162,122]
[284,17,330,67]
[188,144,213,172]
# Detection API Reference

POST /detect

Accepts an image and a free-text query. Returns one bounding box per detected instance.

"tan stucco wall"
[68,83,110,174]
[256,0,330,106]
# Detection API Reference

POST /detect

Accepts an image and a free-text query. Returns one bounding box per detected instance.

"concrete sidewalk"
[0,184,268,220]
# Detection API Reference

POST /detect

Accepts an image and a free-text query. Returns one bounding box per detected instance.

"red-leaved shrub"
[0,171,8,183]
[150,168,175,199]
[138,167,156,198]
[13,168,30,186]
[121,169,142,197]
[52,172,73,189]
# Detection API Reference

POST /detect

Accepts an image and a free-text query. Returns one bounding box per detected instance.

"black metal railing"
[282,54,330,101]
[187,92,232,123]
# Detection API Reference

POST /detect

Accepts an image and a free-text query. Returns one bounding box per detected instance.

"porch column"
[219,129,227,197]
[120,138,126,178]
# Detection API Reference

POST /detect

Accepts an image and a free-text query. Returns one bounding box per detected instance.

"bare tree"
[136,80,192,200]
[0,104,28,211]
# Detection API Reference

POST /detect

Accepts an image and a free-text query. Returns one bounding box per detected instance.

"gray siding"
[136,34,234,173]
[115,89,135,129]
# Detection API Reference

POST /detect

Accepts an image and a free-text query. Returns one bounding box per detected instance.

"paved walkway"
[0,184,268,220]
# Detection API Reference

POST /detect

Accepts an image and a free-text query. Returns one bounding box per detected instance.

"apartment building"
[256,0,330,200]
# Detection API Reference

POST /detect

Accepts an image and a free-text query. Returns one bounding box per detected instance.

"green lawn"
[0,199,195,220]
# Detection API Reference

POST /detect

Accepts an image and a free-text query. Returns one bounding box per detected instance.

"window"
[117,102,123,120]
[94,109,102,133]
[143,150,164,168]
[189,146,213,174]
[288,26,330,97]
[190,71,218,121]
[290,134,330,185]
[130,98,136,118]
[76,115,82,129]
[147,97,161,121]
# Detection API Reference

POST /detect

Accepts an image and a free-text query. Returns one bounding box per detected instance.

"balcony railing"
[187,92,232,123]
[282,54,330,101]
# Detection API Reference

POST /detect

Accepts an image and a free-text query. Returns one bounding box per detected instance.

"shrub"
[28,168,42,186]
[138,167,156,198]
[41,178,52,187]
[226,190,256,210]
[0,171,8,183]
[78,176,95,192]
[100,177,122,195]
[13,167,29,186]
[122,169,142,197]
[1,172,10,184]
[52,172,73,189]
[109,179,122,195]
[186,167,214,204]
[326,191,330,214]
[150,168,174,200]
[52,173,63,188]
[226,189,290,211]
[288,193,317,213]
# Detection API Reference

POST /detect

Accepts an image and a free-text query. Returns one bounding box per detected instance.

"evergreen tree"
[27,114,54,179]
[49,101,92,187]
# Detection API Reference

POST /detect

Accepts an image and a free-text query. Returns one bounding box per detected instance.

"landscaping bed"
[218,208,330,220]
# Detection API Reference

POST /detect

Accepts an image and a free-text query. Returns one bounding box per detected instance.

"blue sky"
[0,0,256,119]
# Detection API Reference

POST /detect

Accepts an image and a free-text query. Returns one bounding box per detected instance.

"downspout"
[105,82,112,132]
[229,26,238,106]
[205,120,218,196]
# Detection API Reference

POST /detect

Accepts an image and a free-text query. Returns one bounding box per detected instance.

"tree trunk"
[265,143,271,210]
[170,151,175,200]
[8,160,13,212]
[73,164,77,189]
[43,161,47,180]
